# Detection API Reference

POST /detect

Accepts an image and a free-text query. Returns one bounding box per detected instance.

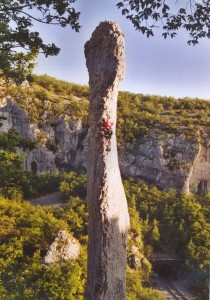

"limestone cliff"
[0,97,209,194]
[0,97,86,173]
[119,130,200,193]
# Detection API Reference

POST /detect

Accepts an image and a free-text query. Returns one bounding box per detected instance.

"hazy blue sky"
[34,0,210,99]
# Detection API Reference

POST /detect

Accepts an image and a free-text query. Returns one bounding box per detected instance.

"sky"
[34,0,210,100]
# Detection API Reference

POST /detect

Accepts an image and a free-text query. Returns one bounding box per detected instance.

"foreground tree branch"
[117,0,210,45]
[0,0,80,82]
[84,21,130,300]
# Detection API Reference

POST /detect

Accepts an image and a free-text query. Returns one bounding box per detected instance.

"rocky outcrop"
[189,140,210,193]
[0,97,87,173]
[0,98,31,138]
[128,245,150,270]
[43,230,80,266]
[120,130,200,193]
[1,96,210,193]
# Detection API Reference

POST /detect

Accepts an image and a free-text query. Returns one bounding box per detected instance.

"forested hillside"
[2,74,210,145]
[0,75,209,299]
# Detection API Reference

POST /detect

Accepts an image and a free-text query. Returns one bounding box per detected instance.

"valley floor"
[152,275,196,300]
[29,192,64,206]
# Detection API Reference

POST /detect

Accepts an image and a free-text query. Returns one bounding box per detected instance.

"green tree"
[0,0,80,82]
[59,172,87,200]
[151,219,160,249]
[117,0,210,45]
[0,129,37,199]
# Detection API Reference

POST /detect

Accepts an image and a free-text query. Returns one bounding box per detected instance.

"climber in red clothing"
[99,119,113,138]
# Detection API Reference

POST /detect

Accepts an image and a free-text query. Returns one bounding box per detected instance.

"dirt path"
[29,192,64,206]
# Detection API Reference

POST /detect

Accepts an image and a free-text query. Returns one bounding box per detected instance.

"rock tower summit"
[84,21,130,300]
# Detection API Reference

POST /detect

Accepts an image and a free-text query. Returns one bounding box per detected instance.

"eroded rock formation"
[84,21,130,300]
[0,97,85,173]
[120,130,200,193]
[43,230,80,266]
[189,140,210,193]
[0,98,31,138]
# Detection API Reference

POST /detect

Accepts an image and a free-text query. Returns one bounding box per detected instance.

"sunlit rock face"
[119,130,200,193]
[119,130,210,194]
[43,230,80,266]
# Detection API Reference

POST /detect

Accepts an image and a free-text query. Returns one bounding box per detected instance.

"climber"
[99,119,113,138]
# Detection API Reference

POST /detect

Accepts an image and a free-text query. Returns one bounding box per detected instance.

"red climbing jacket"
[102,120,113,130]
[98,119,113,138]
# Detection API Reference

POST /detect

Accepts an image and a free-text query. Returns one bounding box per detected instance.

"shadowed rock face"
[84,21,130,300]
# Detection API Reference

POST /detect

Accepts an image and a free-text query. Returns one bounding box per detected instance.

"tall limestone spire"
[84,21,130,300]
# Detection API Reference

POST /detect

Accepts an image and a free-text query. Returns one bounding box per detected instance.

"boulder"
[43,230,80,266]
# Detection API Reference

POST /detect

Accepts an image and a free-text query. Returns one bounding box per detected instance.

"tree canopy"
[117,0,210,44]
[0,0,80,82]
